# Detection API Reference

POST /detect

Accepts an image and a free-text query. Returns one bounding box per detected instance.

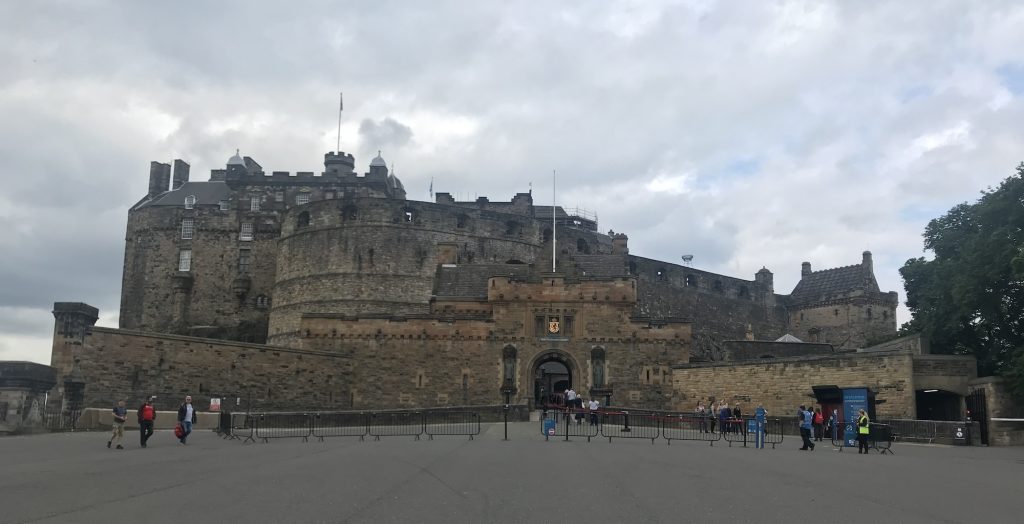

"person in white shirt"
[588,399,600,425]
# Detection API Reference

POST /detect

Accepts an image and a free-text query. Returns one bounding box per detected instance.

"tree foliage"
[900,163,1024,398]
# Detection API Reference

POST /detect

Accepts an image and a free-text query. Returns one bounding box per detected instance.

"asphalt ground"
[1,422,1023,524]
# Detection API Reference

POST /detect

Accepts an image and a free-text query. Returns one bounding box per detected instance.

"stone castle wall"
[671,351,917,418]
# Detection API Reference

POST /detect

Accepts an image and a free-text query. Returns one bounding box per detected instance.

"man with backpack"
[137,396,156,448]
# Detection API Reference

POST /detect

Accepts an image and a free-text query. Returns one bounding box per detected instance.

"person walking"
[588,398,600,426]
[813,407,825,441]
[177,395,197,444]
[107,400,127,449]
[137,396,156,448]
[719,402,731,434]
[856,409,871,454]
[798,405,815,451]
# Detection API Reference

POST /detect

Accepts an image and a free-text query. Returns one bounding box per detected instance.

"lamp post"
[501,382,515,441]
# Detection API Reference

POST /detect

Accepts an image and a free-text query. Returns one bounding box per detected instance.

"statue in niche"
[502,346,516,386]
[593,359,605,387]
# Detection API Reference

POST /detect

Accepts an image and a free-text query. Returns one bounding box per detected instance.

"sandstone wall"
[912,355,977,395]
[671,351,916,418]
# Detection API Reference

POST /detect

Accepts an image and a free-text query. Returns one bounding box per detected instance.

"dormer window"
[184,195,196,209]
[218,200,230,211]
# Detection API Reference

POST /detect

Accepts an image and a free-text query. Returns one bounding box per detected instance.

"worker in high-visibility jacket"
[856,409,871,454]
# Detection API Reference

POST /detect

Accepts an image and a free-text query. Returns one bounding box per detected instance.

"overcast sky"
[2,1,1023,364]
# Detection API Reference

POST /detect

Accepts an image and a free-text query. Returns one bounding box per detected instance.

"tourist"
[813,407,824,441]
[137,396,156,448]
[719,402,731,433]
[708,401,718,433]
[732,403,742,435]
[107,400,127,450]
[798,405,815,451]
[588,398,600,425]
[177,395,197,444]
[695,401,708,433]
[856,409,871,454]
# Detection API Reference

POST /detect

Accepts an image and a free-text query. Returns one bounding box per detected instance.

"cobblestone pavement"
[2,422,1023,523]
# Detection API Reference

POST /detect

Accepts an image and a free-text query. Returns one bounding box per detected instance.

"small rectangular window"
[275,192,284,203]
[240,222,254,241]
[563,315,574,335]
[250,195,261,212]
[184,195,196,209]
[238,250,251,274]
[180,218,194,240]
[178,250,192,271]
[296,193,311,205]
[219,200,230,211]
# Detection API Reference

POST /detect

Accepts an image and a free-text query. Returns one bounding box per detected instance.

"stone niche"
[0,361,57,434]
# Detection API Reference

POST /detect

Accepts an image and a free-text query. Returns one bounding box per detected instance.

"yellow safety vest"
[858,415,870,434]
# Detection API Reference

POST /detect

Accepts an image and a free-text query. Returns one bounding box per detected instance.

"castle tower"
[49,303,99,409]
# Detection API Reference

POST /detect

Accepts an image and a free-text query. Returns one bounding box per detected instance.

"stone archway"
[529,350,579,408]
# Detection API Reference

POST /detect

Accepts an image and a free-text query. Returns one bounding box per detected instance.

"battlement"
[487,275,637,304]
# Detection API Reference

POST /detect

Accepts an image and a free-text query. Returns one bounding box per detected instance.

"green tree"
[900,163,1024,398]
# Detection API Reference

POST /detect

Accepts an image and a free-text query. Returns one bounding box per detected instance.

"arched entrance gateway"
[531,351,576,408]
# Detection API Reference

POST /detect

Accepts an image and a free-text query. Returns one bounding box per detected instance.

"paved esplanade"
[2,423,1022,523]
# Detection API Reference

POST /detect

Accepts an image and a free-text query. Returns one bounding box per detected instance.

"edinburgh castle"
[45,146,979,419]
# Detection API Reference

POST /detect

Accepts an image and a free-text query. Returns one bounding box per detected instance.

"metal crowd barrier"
[424,411,481,440]
[542,409,600,441]
[876,419,935,444]
[601,411,660,443]
[662,414,721,445]
[721,417,785,448]
[370,411,425,441]
[312,412,369,441]
[254,412,313,443]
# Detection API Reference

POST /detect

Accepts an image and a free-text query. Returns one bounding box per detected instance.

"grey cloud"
[358,118,414,155]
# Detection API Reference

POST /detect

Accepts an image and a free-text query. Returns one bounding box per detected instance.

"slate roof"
[788,264,878,305]
[533,206,570,220]
[137,181,233,209]
[434,264,532,299]
[572,255,629,277]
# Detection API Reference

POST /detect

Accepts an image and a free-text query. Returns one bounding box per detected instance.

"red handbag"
[174,423,184,439]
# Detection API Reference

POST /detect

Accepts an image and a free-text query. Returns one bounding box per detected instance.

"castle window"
[219,200,230,211]
[274,192,284,203]
[883,310,888,320]
[576,238,590,254]
[685,274,696,287]
[342,205,357,221]
[866,308,873,320]
[180,218,194,240]
[457,214,468,228]
[534,316,545,336]
[250,195,261,212]
[297,211,310,229]
[178,249,192,272]
[713,280,723,293]
[563,315,574,335]
[834,309,839,316]
[296,193,311,206]
[184,195,196,209]
[255,294,269,308]
[240,222,254,241]
[238,250,251,274]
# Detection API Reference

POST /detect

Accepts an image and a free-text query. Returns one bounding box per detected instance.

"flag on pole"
[429,177,434,198]
[339,92,344,111]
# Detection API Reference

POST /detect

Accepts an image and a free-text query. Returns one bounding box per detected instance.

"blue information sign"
[842,388,868,447]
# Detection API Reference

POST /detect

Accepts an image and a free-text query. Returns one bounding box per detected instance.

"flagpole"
[552,169,556,273]
[336,92,343,153]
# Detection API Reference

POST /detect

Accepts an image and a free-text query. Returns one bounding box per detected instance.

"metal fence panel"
[369,411,424,440]
[424,411,481,440]
[661,414,721,445]
[254,413,312,443]
[600,411,660,443]
[541,410,600,441]
[312,412,368,441]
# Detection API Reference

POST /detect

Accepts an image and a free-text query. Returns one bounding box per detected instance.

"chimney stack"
[801,261,812,277]
[172,159,190,190]
[147,161,171,198]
